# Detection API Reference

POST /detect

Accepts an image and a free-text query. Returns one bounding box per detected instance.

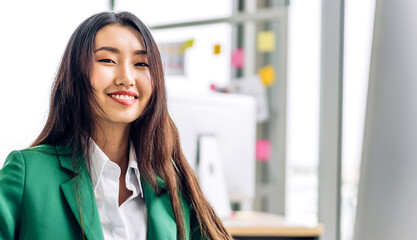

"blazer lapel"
[57,145,104,240]
[142,176,191,240]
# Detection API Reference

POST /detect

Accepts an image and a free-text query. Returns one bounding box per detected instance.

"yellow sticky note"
[257,31,275,52]
[258,65,276,87]
[182,39,194,50]
[214,44,221,55]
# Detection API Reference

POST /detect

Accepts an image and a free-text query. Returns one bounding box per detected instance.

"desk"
[222,211,324,240]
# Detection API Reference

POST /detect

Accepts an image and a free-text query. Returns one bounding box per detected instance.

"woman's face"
[90,24,152,126]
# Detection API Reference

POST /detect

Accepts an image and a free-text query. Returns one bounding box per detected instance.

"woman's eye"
[98,59,116,64]
[135,62,149,67]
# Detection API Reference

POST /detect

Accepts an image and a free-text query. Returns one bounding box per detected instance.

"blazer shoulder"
[5,145,62,171]
[19,144,59,158]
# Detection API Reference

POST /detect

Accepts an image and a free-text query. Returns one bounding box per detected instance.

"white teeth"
[110,94,135,100]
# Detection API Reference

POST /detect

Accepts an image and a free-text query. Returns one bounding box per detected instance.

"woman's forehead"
[94,24,145,51]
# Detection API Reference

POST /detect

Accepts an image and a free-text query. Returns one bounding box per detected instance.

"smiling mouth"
[107,91,139,106]
[107,94,138,100]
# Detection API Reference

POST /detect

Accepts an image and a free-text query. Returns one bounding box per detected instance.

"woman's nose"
[115,64,135,87]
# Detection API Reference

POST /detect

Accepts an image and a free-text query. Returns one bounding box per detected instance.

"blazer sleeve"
[0,151,25,239]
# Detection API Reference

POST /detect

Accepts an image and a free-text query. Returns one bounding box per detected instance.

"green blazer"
[0,144,203,240]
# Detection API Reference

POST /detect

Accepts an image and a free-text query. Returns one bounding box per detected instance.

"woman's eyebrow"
[94,47,147,56]
[134,50,147,55]
[94,46,119,53]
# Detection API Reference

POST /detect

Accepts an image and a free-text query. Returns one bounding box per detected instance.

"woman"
[0,11,232,240]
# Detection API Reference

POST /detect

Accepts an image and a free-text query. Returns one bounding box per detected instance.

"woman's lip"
[106,90,138,106]
[108,95,137,106]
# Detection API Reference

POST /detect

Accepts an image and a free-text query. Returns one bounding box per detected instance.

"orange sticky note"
[257,31,275,52]
[231,48,244,69]
[214,44,221,55]
[258,65,276,87]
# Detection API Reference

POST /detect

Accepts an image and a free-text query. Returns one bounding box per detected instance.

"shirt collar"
[126,141,144,198]
[88,139,144,197]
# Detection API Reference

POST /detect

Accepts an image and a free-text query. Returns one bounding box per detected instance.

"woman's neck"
[92,121,131,170]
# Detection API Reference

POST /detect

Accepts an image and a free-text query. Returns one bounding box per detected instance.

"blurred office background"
[1,0,401,239]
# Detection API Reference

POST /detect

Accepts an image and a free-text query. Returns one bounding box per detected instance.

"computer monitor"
[167,91,257,211]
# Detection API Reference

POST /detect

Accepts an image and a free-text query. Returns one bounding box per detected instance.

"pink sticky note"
[231,48,244,69]
[256,139,272,162]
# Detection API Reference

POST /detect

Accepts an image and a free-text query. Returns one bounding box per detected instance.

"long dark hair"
[33,11,231,240]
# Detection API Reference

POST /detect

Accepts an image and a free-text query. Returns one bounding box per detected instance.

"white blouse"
[89,140,147,240]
